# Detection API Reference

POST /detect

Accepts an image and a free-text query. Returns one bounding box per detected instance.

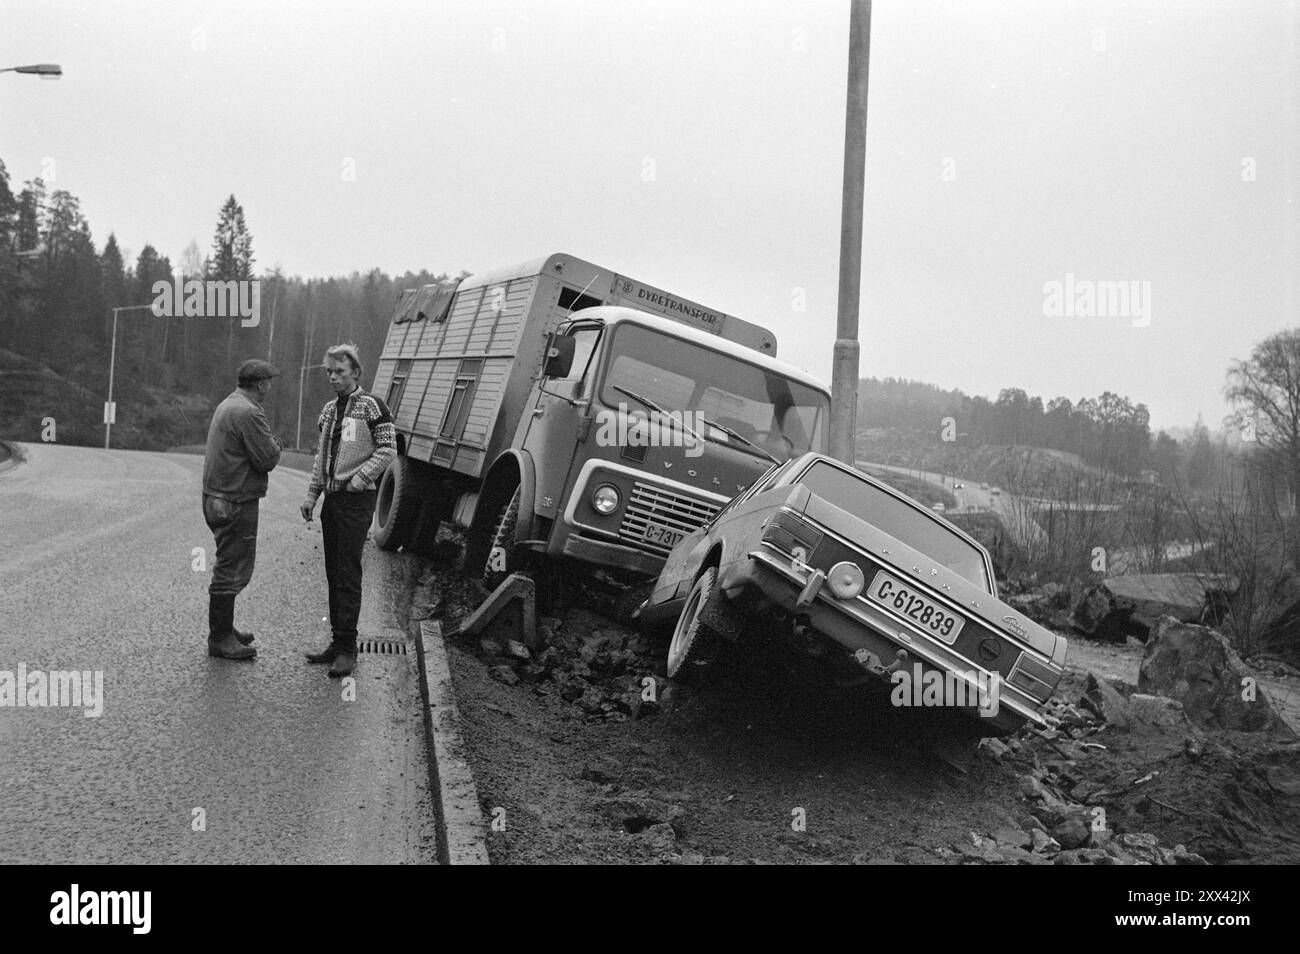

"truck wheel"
[482,486,522,590]
[667,566,726,684]
[373,456,423,551]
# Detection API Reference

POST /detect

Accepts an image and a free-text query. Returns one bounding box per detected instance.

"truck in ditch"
[368,253,832,590]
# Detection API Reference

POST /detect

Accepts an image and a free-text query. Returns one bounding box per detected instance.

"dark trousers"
[203,495,260,596]
[320,490,376,651]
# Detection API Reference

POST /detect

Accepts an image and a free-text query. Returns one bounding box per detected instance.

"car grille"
[617,482,720,555]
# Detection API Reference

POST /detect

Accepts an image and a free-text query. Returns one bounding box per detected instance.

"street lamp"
[1,64,62,79]
[104,305,158,449]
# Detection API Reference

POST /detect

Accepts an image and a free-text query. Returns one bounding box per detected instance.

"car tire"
[667,566,725,683]
[373,456,425,551]
[482,486,522,591]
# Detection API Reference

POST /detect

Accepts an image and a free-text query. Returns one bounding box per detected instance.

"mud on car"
[639,453,1068,733]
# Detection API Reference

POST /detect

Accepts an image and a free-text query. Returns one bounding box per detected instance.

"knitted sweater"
[306,387,397,500]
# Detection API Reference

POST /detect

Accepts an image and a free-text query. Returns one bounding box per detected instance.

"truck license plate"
[867,571,965,645]
[644,524,684,549]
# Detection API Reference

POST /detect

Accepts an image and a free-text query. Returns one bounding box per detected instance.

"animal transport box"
[370,252,777,481]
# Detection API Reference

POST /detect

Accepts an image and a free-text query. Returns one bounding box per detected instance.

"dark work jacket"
[202,390,282,502]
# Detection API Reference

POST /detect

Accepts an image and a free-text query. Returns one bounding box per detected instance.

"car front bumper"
[723,547,1051,732]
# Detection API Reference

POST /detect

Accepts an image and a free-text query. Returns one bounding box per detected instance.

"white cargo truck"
[369,252,830,587]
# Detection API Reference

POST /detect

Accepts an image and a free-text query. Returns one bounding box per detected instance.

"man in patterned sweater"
[299,343,398,677]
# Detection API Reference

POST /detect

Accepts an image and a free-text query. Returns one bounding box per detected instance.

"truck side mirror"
[542,334,577,378]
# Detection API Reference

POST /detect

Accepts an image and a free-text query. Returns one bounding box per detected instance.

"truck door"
[520,323,602,521]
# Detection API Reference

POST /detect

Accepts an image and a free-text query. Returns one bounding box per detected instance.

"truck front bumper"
[556,532,665,577]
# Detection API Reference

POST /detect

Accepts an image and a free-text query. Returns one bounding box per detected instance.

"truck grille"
[617,483,721,555]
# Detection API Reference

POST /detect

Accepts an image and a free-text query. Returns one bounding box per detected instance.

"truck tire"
[482,486,522,590]
[666,566,727,684]
[373,456,424,551]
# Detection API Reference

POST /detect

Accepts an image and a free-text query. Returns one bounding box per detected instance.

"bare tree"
[1226,329,1300,516]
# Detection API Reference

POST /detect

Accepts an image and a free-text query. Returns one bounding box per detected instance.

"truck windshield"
[600,323,827,458]
[797,461,991,591]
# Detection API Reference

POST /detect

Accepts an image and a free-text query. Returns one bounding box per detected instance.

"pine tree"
[206,195,255,281]
[16,178,45,253]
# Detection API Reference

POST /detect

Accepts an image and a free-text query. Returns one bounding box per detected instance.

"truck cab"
[512,306,830,578]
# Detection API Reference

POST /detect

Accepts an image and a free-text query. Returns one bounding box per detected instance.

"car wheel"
[482,486,522,590]
[667,566,725,683]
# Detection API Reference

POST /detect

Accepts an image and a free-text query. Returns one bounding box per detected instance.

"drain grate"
[357,638,408,656]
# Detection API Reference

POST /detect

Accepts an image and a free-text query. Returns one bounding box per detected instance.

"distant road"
[856,459,1045,546]
[0,442,437,863]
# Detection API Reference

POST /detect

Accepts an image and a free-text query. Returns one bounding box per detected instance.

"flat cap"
[237,358,280,381]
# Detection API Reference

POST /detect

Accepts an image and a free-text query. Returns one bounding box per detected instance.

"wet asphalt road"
[0,443,438,863]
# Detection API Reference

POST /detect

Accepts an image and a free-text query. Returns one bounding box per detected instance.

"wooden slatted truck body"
[369,252,831,583]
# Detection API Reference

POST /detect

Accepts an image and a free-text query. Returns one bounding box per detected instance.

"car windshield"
[600,323,828,459]
[797,461,991,590]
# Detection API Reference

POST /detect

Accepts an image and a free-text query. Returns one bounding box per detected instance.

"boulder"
[1072,574,1238,642]
[1051,816,1091,850]
[1126,694,1189,731]
[1138,617,1295,735]
[636,822,678,854]
[993,827,1031,850]
[1081,672,1132,729]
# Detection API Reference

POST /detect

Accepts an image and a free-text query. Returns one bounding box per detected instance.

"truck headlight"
[591,484,621,515]
[827,561,865,599]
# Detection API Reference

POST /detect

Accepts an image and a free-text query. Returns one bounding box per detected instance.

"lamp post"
[296,363,326,451]
[105,304,158,449]
[830,0,871,464]
[0,64,62,79]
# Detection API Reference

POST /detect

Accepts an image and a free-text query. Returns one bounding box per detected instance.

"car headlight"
[591,483,621,515]
[827,561,865,599]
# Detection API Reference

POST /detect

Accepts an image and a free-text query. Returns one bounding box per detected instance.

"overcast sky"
[3,0,1296,431]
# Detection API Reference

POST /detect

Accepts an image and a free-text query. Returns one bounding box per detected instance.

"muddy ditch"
[410,563,1300,864]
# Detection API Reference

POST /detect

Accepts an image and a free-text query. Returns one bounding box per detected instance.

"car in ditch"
[638,452,1068,733]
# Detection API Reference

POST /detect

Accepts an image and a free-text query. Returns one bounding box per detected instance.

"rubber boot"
[305,642,343,664]
[328,642,357,678]
[208,593,256,660]
[230,595,255,646]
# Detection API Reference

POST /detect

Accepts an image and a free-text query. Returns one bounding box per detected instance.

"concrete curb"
[414,615,490,864]
[0,440,27,475]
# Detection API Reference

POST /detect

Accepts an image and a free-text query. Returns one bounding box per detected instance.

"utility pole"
[830,0,872,464]
[105,304,158,449]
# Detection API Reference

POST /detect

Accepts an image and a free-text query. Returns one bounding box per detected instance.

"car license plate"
[867,571,965,645]
[644,524,684,549]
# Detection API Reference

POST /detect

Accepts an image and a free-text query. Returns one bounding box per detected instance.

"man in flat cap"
[201,358,283,660]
